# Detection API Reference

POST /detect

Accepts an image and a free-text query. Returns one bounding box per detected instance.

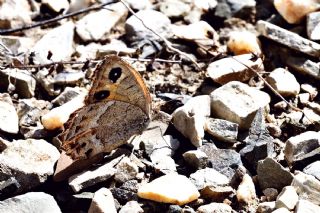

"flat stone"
[266,68,300,97]
[210,81,270,129]
[76,2,128,41]
[257,20,320,57]
[275,186,298,210]
[284,131,320,167]
[295,199,320,213]
[0,138,59,195]
[197,202,233,213]
[88,188,117,213]
[172,95,211,147]
[257,201,275,213]
[286,56,320,80]
[307,11,320,40]
[0,192,61,213]
[183,150,208,170]
[303,161,320,181]
[227,31,261,55]
[207,54,263,85]
[31,21,74,64]
[257,157,293,191]
[138,173,200,206]
[205,118,238,143]
[0,93,19,134]
[190,168,229,190]
[119,201,143,213]
[236,174,256,205]
[291,171,320,205]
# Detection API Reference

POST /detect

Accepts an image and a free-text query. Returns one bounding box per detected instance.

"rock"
[295,199,320,213]
[51,87,87,106]
[31,21,74,64]
[286,56,320,80]
[96,39,136,57]
[0,177,20,200]
[298,93,310,105]
[190,168,230,190]
[159,0,191,18]
[271,207,290,213]
[284,131,320,167]
[0,68,36,98]
[205,118,238,143]
[68,155,120,193]
[115,156,139,183]
[168,205,183,213]
[291,171,320,205]
[257,201,276,213]
[303,161,320,180]
[53,71,85,86]
[42,0,70,14]
[210,81,270,129]
[88,188,117,213]
[0,138,60,195]
[236,174,256,205]
[207,54,263,85]
[257,157,293,191]
[0,0,32,29]
[119,201,143,213]
[183,150,208,170]
[214,0,256,19]
[200,144,242,180]
[124,0,152,10]
[227,31,261,55]
[138,173,200,205]
[0,192,61,213]
[69,192,94,212]
[274,0,320,24]
[197,202,233,213]
[110,187,138,204]
[0,93,19,134]
[257,20,320,58]
[152,155,177,174]
[201,185,234,202]
[307,11,320,40]
[275,186,298,210]
[172,95,211,147]
[301,84,318,100]
[41,92,86,130]
[76,2,128,41]
[266,68,300,97]
[263,188,279,201]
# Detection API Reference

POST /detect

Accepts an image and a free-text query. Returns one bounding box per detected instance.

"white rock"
[197,202,233,213]
[227,31,261,55]
[267,68,300,97]
[210,81,270,129]
[0,138,60,194]
[205,118,238,143]
[301,84,318,100]
[160,0,191,18]
[284,131,320,166]
[68,0,91,13]
[31,21,74,64]
[194,0,218,11]
[114,156,139,183]
[274,0,320,24]
[138,173,200,205]
[172,95,211,147]
[42,0,70,13]
[119,201,143,213]
[0,192,61,213]
[307,11,320,40]
[123,0,152,10]
[0,93,19,134]
[275,186,298,210]
[207,54,263,85]
[237,174,256,205]
[291,171,320,205]
[190,168,229,190]
[295,199,320,213]
[41,92,87,130]
[88,188,117,213]
[303,161,320,180]
[76,2,128,41]
[0,0,32,29]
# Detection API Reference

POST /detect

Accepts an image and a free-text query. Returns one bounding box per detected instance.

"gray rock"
[160,0,191,18]
[284,131,320,167]
[295,199,320,213]
[257,157,293,191]
[183,150,208,170]
[172,95,211,147]
[257,20,320,58]
[200,185,234,202]
[119,201,143,213]
[0,192,61,213]
[51,87,87,106]
[53,71,85,86]
[307,11,320,40]
[272,208,291,213]
[205,118,238,143]
[0,69,36,98]
[197,202,234,213]
[303,161,320,181]
[0,93,19,134]
[207,54,263,85]
[124,0,152,10]
[17,98,49,127]
[190,168,229,190]
[88,188,117,213]
[200,144,242,180]
[275,186,298,210]
[214,0,256,19]
[257,201,275,213]
[0,138,59,195]
[286,56,320,80]
[210,81,270,129]
[115,156,139,183]
[31,21,74,64]
[291,171,320,205]
[263,188,278,201]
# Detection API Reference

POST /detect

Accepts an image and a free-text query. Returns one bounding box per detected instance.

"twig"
[0,0,117,35]
[119,0,201,70]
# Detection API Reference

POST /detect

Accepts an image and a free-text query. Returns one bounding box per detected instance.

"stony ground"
[0,0,320,213]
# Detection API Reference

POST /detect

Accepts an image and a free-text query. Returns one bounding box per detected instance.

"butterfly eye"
[109,67,122,83]
[94,90,110,100]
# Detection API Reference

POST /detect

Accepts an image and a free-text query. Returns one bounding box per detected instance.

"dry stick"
[119,0,201,70]
[0,0,117,35]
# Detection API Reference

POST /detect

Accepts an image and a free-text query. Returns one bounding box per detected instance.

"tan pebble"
[138,173,200,205]
[236,174,256,205]
[227,31,261,55]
